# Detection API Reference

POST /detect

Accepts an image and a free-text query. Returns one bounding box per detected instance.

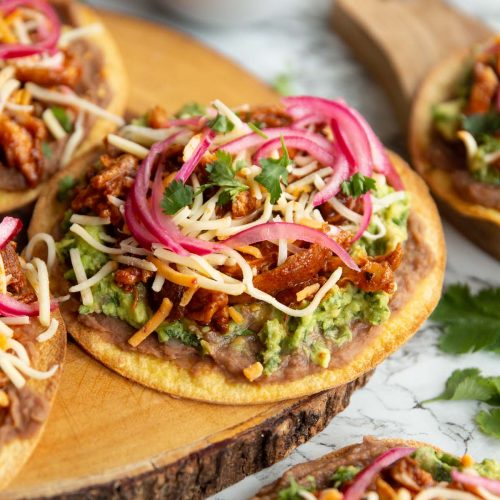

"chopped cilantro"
[175,102,206,118]
[207,113,235,134]
[161,180,194,215]
[463,112,500,138]
[272,71,295,97]
[57,175,76,202]
[431,284,500,354]
[255,136,291,203]
[476,409,500,438]
[331,465,361,488]
[202,150,248,206]
[341,173,376,198]
[248,122,269,139]
[278,476,316,500]
[157,320,200,348]
[41,141,52,159]
[51,106,72,133]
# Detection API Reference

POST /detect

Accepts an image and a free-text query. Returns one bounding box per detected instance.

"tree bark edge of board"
[46,371,372,500]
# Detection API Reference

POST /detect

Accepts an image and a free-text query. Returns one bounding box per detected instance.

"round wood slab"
[2,10,373,499]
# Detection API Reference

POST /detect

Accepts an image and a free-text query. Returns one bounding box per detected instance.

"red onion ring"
[219,127,334,156]
[223,221,359,271]
[343,447,416,500]
[0,293,58,317]
[351,193,373,242]
[175,129,214,183]
[0,0,61,59]
[0,217,22,249]
[253,135,336,167]
[451,470,500,495]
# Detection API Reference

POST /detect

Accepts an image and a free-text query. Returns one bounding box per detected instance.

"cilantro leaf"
[203,150,248,206]
[161,180,193,215]
[51,106,72,133]
[57,175,76,202]
[463,112,500,138]
[422,368,500,405]
[175,102,206,118]
[41,141,53,159]
[341,173,376,198]
[476,409,500,438]
[207,113,234,133]
[255,136,291,203]
[278,476,316,500]
[432,284,500,354]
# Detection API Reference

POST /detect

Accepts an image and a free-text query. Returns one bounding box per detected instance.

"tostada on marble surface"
[29,95,444,404]
[0,0,127,214]
[0,216,66,489]
[410,36,500,259]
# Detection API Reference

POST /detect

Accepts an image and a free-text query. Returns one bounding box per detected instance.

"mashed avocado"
[259,284,390,375]
[413,447,500,481]
[354,176,410,257]
[57,226,149,329]
[470,137,500,184]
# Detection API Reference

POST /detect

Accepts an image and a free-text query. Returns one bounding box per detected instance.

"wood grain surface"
[2,10,371,499]
[332,0,492,126]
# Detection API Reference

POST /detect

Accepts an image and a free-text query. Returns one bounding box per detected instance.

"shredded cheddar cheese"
[243,362,263,382]
[235,245,262,259]
[179,286,198,307]
[148,256,198,288]
[296,283,321,302]
[128,298,173,347]
[0,389,9,408]
[228,306,244,324]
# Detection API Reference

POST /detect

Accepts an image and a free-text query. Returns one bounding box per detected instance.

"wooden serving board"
[332,0,493,127]
[2,11,372,499]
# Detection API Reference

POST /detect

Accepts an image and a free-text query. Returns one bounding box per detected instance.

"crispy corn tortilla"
[30,150,445,404]
[253,437,440,500]
[0,310,66,490]
[0,2,128,214]
[409,45,500,258]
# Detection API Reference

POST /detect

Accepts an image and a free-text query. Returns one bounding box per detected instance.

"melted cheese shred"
[414,488,481,500]
[32,258,50,327]
[25,82,125,125]
[37,318,59,342]
[58,23,103,47]
[70,224,124,255]
[24,233,56,269]
[69,247,93,306]
[68,261,117,293]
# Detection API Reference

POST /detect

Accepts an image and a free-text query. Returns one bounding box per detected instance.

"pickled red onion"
[0,217,22,249]
[223,222,359,271]
[343,447,415,500]
[0,0,61,59]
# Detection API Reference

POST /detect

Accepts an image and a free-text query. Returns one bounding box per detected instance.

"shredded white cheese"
[69,247,93,306]
[37,318,59,342]
[24,233,57,269]
[69,261,117,293]
[32,258,50,327]
[42,108,68,140]
[107,133,149,159]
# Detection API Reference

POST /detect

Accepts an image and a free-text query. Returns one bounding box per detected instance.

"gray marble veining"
[88,0,500,497]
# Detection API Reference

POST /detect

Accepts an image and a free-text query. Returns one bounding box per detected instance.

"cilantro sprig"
[431,284,500,354]
[255,136,291,203]
[161,151,248,214]
[201,151,248,206]
[422,368,500,438]
[161,180,194,215]
[341,173,376,198]
[175,102,206,118]
[51,106,72,133]
[207,113,234,134]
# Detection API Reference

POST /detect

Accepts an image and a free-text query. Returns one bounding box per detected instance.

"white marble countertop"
[88,0,500,497]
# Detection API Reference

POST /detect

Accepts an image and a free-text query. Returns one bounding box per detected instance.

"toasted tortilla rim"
[409,45,500,226]
[252,436,442,499]
[0,310,66,489]
[0,2,128,213]
[30,151,445,404]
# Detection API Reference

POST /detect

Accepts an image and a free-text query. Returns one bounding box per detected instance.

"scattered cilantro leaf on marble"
[431,284,500,354]
[476,409,500,438]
